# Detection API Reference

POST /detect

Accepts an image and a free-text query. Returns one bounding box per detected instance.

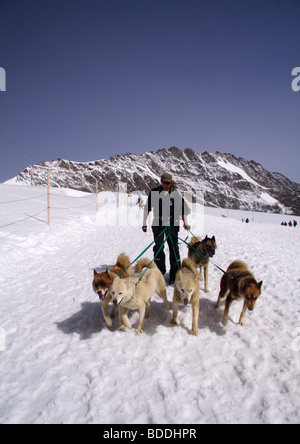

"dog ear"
[212,236,216,242]
[105,268,110,277]
[94,269,98,276]
[257,281,263,290]
[204,235,208,241]
[108,271,118,280]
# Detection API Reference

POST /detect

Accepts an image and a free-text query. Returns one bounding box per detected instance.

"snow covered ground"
[0,183,300,424]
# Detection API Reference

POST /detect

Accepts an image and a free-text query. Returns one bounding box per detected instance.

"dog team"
[93,172,263,336]
[93,234,263,336]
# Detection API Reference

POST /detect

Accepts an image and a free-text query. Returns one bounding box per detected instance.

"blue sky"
[0,0,299,183]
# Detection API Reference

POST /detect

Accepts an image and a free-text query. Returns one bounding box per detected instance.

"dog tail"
[115,253,133,275]
[188,236,201,254]
[227,260,249,273]
[189,236,201,247]
[181,258,199,275]
[134,257,156,273]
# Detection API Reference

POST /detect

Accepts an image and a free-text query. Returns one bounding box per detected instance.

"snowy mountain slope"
[0,184,300,424]
[8,147,300,215]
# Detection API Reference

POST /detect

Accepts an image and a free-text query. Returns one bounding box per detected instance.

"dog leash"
[172,232,231,278]
[136,230,171,284]
[120,226,169,277]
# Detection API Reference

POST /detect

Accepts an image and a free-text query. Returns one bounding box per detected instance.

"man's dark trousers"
[152,225,181,282]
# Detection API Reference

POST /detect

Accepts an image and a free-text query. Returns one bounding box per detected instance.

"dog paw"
[119,325,126,331]
[135,327,143,335]
[105,317,113,327]
[204,288,210,293]
[171,318,179,325]
[124,319,132,329]
[192,329,198,336]
[222,317,228,326]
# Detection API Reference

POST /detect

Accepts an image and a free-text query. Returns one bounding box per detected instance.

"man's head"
[161,173,172,191]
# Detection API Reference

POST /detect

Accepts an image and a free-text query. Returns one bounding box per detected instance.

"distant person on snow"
[136,195,144,209]
[142,173,191,285]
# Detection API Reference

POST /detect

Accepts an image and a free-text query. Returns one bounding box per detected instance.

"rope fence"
[0,193,97,230]
[0,208,48,229]
[0,194,47,204]
[0,177,131,235]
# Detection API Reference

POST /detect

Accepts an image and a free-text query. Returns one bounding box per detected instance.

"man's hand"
[142,226,147,233]
[182,214,190,231]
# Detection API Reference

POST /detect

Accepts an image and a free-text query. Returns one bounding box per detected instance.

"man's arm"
[182,214,190,231]
[181,195,191,230]
[142,208,149,232]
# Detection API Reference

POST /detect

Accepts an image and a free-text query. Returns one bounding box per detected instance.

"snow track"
[0,184,299,424]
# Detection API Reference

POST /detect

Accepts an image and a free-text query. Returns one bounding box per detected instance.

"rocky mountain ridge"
[10,147,300,215]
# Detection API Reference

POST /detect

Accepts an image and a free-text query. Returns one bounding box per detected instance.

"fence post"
[95,179,99,212]
[47,172,50,225]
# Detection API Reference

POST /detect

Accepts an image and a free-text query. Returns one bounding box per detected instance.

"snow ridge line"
[0,193,47,204]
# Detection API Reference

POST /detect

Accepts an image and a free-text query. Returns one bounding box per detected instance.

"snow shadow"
[55,299,172,339]
[137,300,174,336]
[141,297,226,337]
[55,297,226,340]
[199,297,226,336]
[56,302,107,340]
[93,263,114,273]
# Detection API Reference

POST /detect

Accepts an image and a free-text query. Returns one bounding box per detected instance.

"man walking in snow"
[142,173,191,285]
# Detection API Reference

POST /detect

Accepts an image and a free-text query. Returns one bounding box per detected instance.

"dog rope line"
[137,229,171,284]
[119,226,169,277]
[166,226,181,271]
[172,231,231,278]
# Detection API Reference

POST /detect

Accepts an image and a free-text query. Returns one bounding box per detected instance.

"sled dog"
[110,258,169,335]
[93,253,132,327]
[187,235,217,293]
[171,258,200,336]
[216,260,263,326]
